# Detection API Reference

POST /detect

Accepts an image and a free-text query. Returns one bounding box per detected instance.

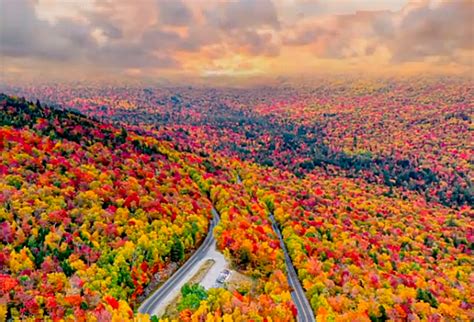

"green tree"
[177,283,208,312]
[170,235,184,262]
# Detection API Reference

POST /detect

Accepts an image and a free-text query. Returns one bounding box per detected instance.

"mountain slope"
[0,94,212,320]
[0,94,300,321]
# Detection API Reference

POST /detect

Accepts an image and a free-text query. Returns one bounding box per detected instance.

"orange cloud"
[1,0,472,83]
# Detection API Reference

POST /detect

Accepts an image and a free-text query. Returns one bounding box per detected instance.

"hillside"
[0,94,214,320]
[0,94,298,321]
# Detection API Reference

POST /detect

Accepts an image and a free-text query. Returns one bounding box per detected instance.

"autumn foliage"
[0,95,211,320]
[0,76,472,322]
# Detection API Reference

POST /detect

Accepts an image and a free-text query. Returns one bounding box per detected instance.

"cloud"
[205,0,280,30]
[86,12,123,39]
[232,30,280,56]
[141,27,182,49]
[1,0,472,80]
[178,25,221,52]
[282,10,388,59]
[156,0,194,26]
[0,0,179,70]
[92,42,180,69]
[0,0,95,61]
[283,27,323,46]
[281,0,473,64]
[388,0,474,62]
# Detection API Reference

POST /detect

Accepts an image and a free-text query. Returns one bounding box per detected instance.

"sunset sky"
[1,0,473,83]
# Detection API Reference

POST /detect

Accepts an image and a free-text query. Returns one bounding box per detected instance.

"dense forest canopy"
[0,77,472,321]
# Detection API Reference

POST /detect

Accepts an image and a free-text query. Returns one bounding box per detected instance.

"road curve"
[237,174,315,322]
[138,208,220,316]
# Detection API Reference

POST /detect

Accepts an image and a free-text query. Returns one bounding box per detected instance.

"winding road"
[140,173,315,321]
[138,208,220,316]
[237,173,315,322]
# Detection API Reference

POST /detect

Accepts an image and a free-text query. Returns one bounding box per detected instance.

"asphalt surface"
[138,208,220,316]
[237,173,315,322]
[140,173,315,321]
[269,212,316,322]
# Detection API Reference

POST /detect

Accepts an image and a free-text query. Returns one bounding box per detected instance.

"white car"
[216,269,231,284]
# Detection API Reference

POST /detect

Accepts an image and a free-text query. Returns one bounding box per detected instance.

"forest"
[0,78,472,322]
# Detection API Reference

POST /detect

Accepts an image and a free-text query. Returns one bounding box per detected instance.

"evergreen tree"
[170,235,184,262]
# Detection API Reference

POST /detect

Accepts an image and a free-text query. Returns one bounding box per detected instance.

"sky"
[0,0,473,84]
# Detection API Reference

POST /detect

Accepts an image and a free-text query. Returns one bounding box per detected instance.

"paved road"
[269,212,316,322]
[237,173,315,322]
[140,173,315,321]
[138,208,220,316]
